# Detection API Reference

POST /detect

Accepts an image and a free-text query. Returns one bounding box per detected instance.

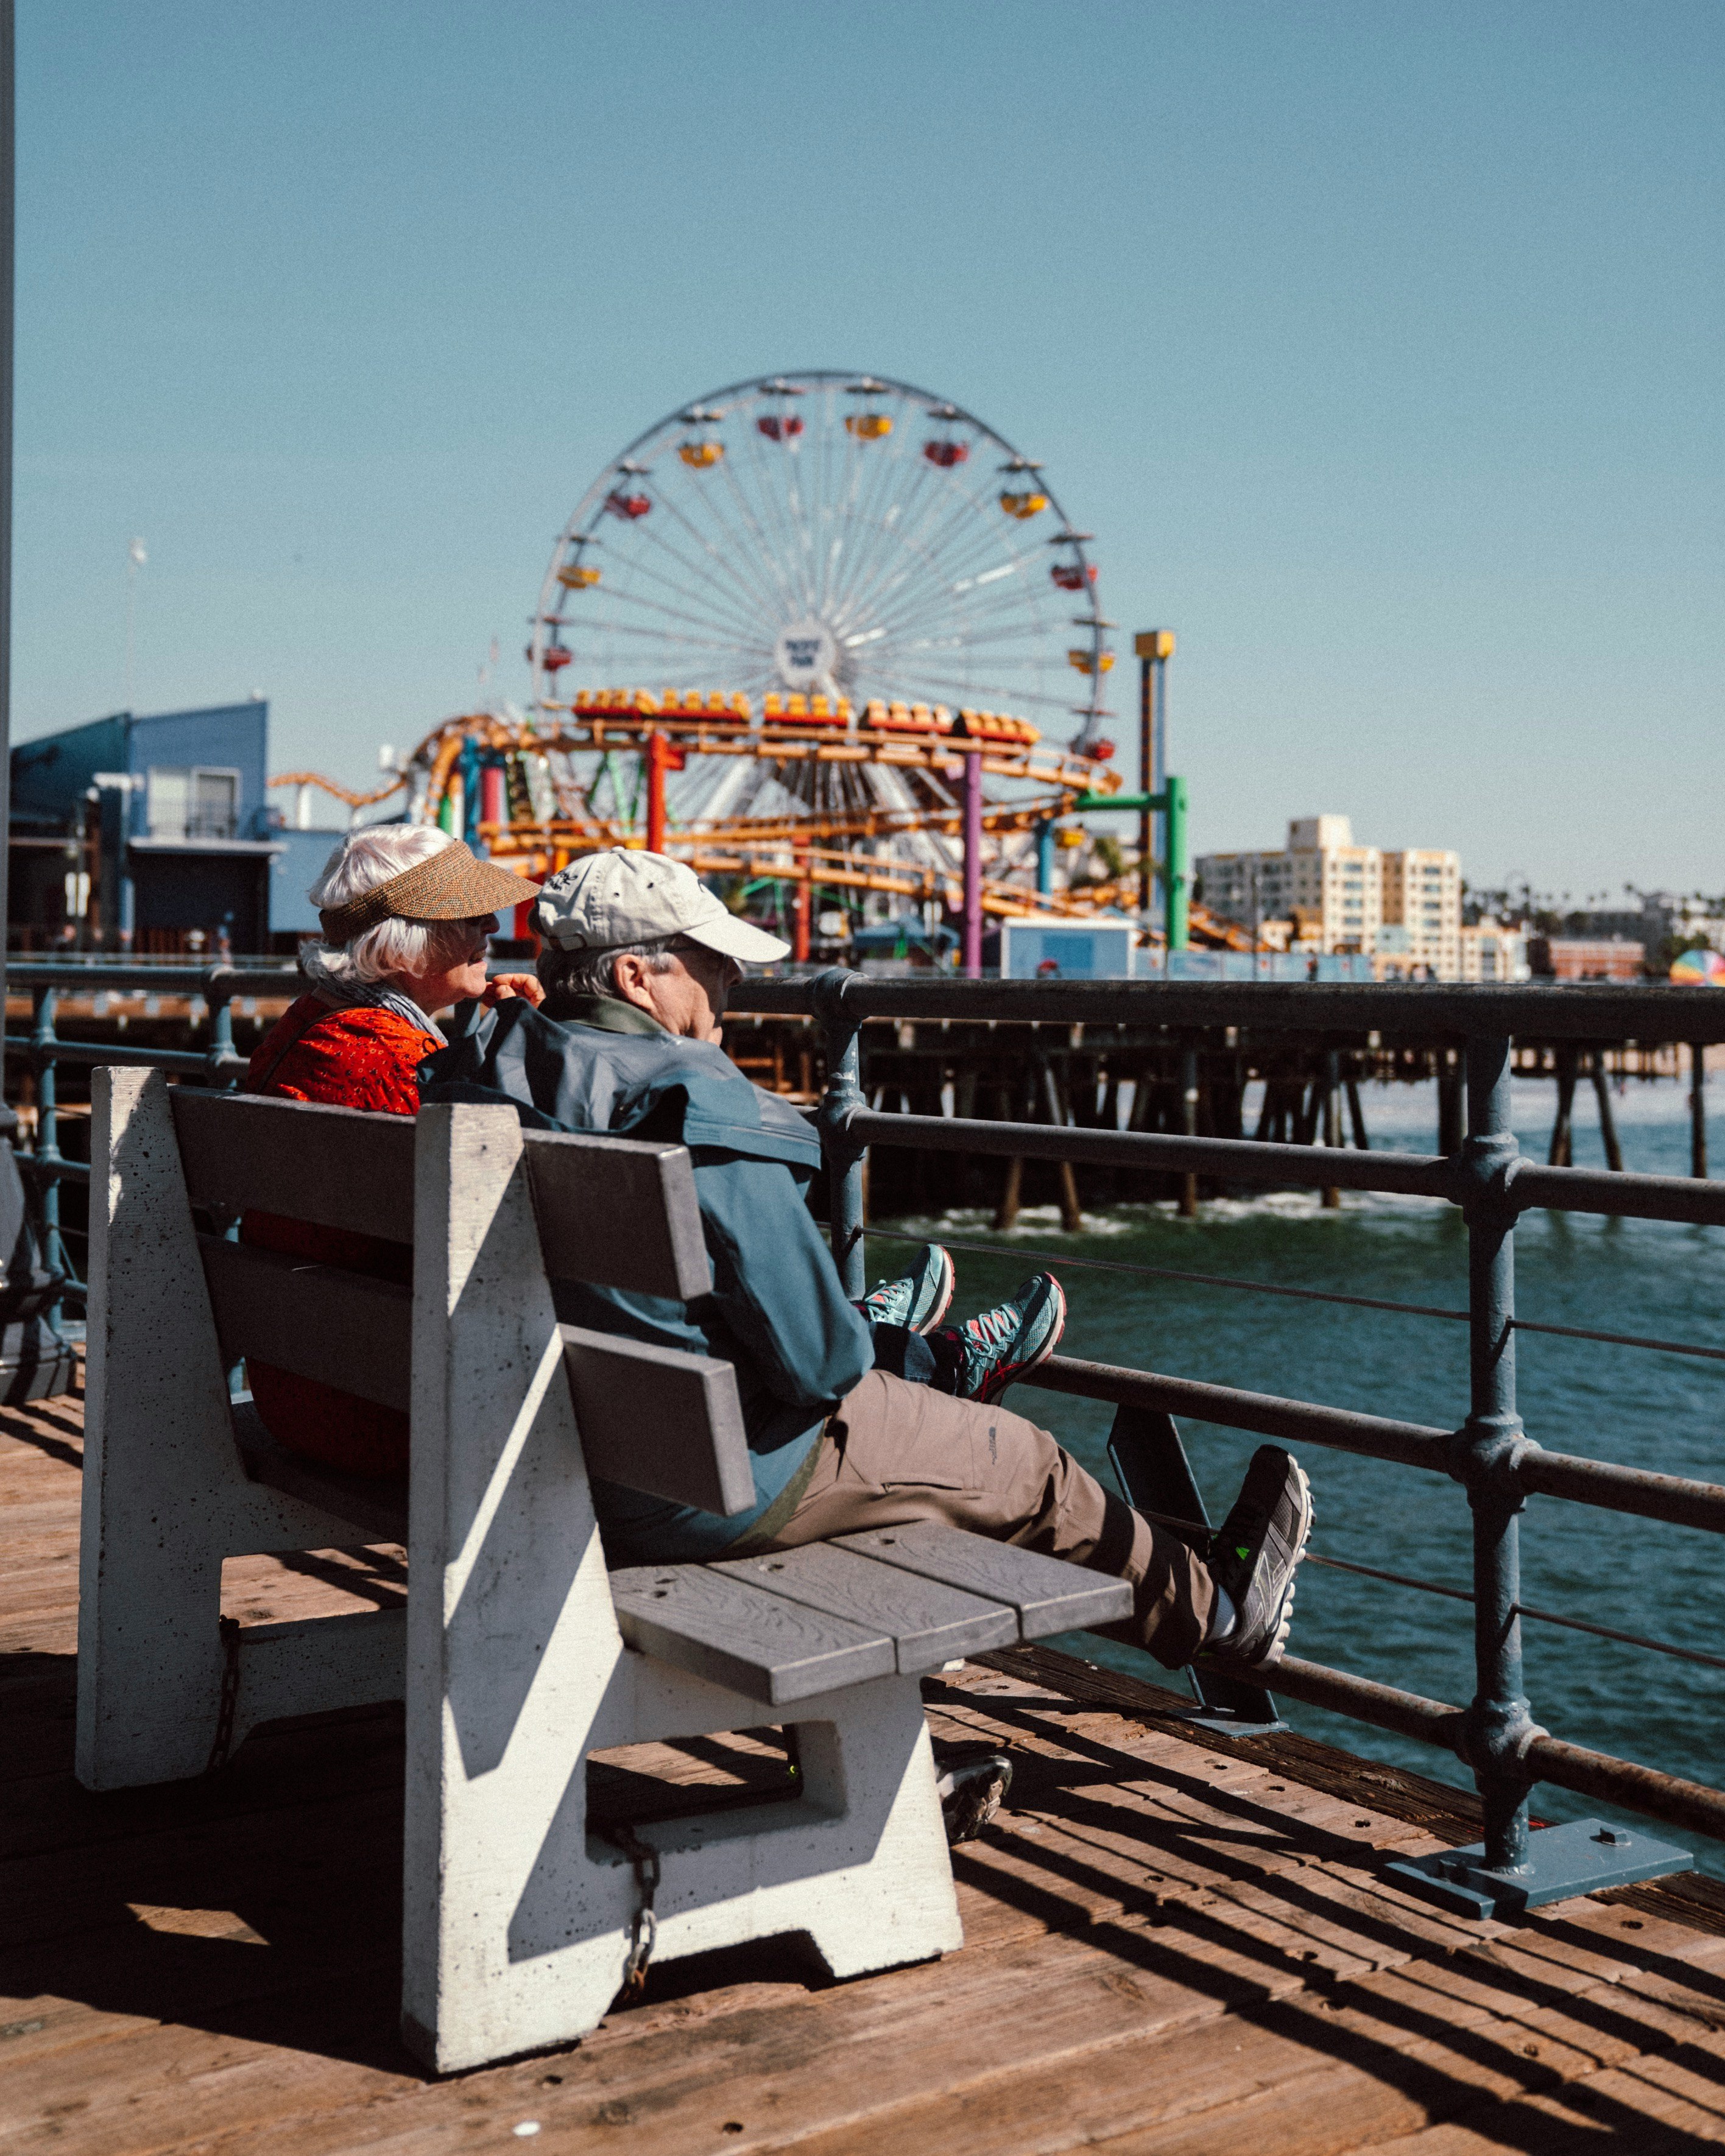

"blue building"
[10,701,283,954]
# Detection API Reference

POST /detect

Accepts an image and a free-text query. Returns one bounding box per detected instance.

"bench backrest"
[168,1087,754,1517]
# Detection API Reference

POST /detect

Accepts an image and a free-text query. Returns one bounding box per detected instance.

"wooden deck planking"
[4,1385,1725,2152]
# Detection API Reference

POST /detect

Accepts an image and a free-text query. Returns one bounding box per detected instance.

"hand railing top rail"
[731,971,1725,1044]
[5,960,300,996]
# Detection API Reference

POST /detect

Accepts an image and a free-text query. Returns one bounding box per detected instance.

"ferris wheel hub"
[773,615,841,696]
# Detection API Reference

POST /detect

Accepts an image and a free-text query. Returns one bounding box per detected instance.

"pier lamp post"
[1135,630,1174,920]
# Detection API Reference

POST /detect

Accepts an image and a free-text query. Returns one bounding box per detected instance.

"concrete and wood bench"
[76,1069,1130,2071]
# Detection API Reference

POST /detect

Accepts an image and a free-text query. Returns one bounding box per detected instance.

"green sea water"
[866,1072,1725,1867]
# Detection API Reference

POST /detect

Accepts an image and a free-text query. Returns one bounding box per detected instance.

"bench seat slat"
[197,1234,412,1412]
[830,1522,1134,1636]
[715,1544,1018,1674]
[172,1088,415,1241]
[560,1325,753,1516]
[609,1563,897,1705]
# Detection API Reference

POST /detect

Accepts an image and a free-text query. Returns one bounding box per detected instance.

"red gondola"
[534,643,574,671]
[1051,563,1097,590]
[757,415,805,443]
[604,490,651,520]
[923,440,968,468]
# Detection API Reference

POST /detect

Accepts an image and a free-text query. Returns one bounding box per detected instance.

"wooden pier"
[9,1382,1725,2152]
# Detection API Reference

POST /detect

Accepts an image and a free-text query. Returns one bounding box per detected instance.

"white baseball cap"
[533,848,791,964]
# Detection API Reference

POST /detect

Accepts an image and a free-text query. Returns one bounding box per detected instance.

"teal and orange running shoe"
[856,1244,956,1335]
[933,1272,1067,1404]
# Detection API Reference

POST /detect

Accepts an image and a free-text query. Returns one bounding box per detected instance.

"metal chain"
[205,1616,241,1774]
[601,1825,661,2001]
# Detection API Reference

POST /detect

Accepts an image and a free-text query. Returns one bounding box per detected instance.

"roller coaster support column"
[1135,630,1175,919]
[962,749,983,978]
[643,729,683,855]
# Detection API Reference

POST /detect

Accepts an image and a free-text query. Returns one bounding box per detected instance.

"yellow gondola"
[845,413,892,440]
[1000,490,1049,519]
[556,563,601,588]
[1067,649,1116,675]
[677,440,725,468]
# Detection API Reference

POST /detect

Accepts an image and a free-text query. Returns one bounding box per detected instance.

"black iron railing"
[2,959,298,1311]
[729,970,1725,1918]
[11,957,1725,1916]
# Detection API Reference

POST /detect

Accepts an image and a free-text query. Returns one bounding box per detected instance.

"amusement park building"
[1196,817,1465,977]
[9,701,284,954]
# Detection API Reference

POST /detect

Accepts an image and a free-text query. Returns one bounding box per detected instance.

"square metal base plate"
[1165,1707,1288,1739]
[1385,1817,1693,1920]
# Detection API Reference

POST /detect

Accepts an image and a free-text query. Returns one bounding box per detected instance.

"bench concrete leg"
[401,1106,962,2074]
[410,1652,961,2074]
[78,1069,393,1789]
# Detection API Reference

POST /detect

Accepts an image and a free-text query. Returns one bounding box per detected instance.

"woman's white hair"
[306,826,489,984]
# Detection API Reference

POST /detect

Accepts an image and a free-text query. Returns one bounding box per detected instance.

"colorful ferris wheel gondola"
[844,376,893,440]
[604,460,653,520]
[676,406,726,468]
[922,402,969,468]
[998,457,1049,520]
[756,378,806,443]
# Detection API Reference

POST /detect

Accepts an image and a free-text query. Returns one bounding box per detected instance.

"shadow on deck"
[7,1388,1725,2154]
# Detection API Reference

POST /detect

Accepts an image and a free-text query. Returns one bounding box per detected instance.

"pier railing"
[10,956,1725,1914]
[730,970,1725,1917]
[1,959,298,1308]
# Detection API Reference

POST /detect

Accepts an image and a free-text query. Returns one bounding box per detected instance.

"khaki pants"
[763,1370,1215,1669]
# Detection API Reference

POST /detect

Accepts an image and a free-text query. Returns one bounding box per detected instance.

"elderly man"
[420,848,1312,1675]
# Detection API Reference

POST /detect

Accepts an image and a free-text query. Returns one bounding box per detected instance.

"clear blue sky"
[16,1,1723,900]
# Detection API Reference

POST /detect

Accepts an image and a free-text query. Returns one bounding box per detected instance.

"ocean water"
[866,1071,1725,1866]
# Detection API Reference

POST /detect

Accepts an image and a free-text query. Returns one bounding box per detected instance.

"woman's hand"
[480,973,546,1007]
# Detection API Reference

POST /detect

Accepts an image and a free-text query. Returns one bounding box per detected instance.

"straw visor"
[317,840,542,943]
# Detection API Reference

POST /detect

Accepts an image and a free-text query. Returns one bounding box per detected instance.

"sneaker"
[933,1272,1067,1404]
[1202,1446,1314,1671]
[856,1244,956,1334]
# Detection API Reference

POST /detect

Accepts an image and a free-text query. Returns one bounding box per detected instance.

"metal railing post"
[1458,1033,1534,1870]
[29,985,65,1322]
[812,968,868,1297]
[205,965,240,1087]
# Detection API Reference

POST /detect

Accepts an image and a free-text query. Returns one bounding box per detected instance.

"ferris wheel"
[529,372,1112,743]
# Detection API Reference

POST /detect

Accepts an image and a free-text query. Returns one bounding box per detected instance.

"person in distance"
[420,848,1313,1674]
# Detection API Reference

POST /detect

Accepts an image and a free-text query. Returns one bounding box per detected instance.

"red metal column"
[962,750,983,978]
[644,731,681,854]
[792,839,811,963]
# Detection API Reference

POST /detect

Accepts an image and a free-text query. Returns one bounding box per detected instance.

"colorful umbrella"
[1670,948,1725,984]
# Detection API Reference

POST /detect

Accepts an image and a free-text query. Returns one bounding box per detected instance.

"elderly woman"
[244,826,541,1473]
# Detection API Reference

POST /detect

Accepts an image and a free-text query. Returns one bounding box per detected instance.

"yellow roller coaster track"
[269,710,1148,926]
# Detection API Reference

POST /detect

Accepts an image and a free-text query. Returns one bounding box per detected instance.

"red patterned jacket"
[241,996,437,1476]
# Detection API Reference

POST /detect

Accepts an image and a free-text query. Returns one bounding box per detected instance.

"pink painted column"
[962,749,983,978]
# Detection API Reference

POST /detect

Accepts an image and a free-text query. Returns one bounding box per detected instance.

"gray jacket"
[418,994,872,1560]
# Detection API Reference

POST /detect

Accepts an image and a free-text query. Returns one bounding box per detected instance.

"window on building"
[146,766,240,842]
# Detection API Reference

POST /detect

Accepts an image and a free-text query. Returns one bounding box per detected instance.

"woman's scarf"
[299,943,448,1048]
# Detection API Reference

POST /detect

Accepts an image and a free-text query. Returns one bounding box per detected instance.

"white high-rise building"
[1196,818,1465,976]
[1196,816,1382,955]
[1381,848,1462,977]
